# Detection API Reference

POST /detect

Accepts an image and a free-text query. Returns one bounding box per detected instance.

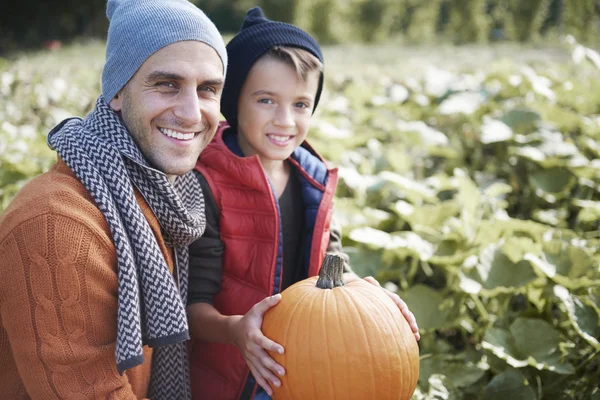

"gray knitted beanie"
[102,0,228,102]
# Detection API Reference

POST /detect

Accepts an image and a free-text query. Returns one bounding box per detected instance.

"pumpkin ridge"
[353,285,419,399]
[338,286,379,399]
[306,289,323,400]
[321,287,335,399]
[357,286,404,398]
[276,287,316,400]
[332,288,350,400]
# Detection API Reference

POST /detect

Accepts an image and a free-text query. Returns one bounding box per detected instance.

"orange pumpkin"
[262,254,420,400]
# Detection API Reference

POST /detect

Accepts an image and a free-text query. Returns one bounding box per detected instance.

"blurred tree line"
[1,0,599,52]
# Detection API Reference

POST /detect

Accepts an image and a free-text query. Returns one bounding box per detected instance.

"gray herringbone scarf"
[47,96,204,399]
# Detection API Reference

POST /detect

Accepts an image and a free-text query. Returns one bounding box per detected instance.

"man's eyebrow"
[145,71,184,83]
[145,72,224,86]
[203,78,224,86]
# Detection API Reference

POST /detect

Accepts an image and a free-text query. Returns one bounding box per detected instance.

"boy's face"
[236,56,320,163]
[109,41,224,180]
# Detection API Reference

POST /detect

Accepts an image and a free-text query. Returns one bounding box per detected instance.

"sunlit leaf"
[483,318,576,375]
[480,119,513,144]
[419,354,486,388]
[438,92,485,115]
[554,285,600,349]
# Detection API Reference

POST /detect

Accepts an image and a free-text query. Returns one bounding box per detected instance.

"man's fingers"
[363,276,380,287]
[389,293,420,337]
[364,277,421,341]
[252,294,282,316]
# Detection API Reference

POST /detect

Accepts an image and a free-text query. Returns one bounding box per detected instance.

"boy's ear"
[109,91,123,111]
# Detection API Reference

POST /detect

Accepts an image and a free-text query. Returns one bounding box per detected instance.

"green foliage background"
[1,38,600,398]
[2,0,600,50]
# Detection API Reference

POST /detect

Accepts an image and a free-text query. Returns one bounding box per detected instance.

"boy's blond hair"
[264,46,323,82]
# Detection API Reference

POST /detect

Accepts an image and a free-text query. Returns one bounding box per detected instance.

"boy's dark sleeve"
[326,209,353,274]
[187,171,224,305]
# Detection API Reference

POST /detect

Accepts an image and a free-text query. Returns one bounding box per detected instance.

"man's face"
[110,41,224,179]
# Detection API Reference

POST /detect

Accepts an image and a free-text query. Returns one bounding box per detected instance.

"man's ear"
[109,91,123,111]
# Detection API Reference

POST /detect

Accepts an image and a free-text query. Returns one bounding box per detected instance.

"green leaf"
[457,175,481,240]
[554,285,600,349]
[480,119,514,144]
[484,182,513,198]
[483,369,537,400]
[374,171,438,203]
[401,285,453,331]
[418,354,486,392]
[543,240,596,281]
[510,318,561,361]
[482,327,528,367]
[483,318,576,375]
[502,236,542,264]
[465,245,538,292]
[529,167,574,194]
[347,227,394,249]
[394,200,461,234]
[344,247,381,278]
[500,107,542,134]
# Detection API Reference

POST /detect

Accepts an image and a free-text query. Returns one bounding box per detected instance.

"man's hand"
[364,276,420,341]
[229,294,286,396]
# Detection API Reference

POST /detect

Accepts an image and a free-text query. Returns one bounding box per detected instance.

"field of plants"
[1,38,599,399]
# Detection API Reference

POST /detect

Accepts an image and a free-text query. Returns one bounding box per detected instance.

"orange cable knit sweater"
[0,159,175,399]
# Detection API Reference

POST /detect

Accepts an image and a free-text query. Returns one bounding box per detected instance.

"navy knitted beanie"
[221,7,324,129]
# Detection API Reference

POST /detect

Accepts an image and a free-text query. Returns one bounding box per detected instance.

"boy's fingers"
[252,357,281,389]
[261,352,286,377]
[260,335,284,355]
[248,364,273,396]
[253,294,282,316]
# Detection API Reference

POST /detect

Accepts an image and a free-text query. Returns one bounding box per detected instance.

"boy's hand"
[363,276,420,341]
[230,294,286,396]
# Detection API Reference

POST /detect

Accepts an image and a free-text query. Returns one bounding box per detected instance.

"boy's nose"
[273,106,295,128]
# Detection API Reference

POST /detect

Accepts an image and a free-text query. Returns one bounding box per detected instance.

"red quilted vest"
[189,123,338,400]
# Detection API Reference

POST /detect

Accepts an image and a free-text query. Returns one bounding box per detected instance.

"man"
[0,0,227,398]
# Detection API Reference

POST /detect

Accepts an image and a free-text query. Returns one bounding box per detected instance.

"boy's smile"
[266,133,295,146]
[236,56,320,166]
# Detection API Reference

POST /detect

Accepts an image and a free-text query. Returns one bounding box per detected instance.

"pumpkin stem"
[316,253,345,289]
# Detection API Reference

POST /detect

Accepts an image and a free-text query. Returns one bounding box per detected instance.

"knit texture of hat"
[221,7,324,129]
[102,0,228,102]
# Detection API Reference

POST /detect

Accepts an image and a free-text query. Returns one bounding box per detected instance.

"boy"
[186,7,419,400]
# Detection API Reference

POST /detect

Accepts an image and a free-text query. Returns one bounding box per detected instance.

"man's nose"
[174,88,202,127]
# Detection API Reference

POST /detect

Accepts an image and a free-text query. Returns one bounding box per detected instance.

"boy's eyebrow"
[252,89,276,96]
[252,89,314,101]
